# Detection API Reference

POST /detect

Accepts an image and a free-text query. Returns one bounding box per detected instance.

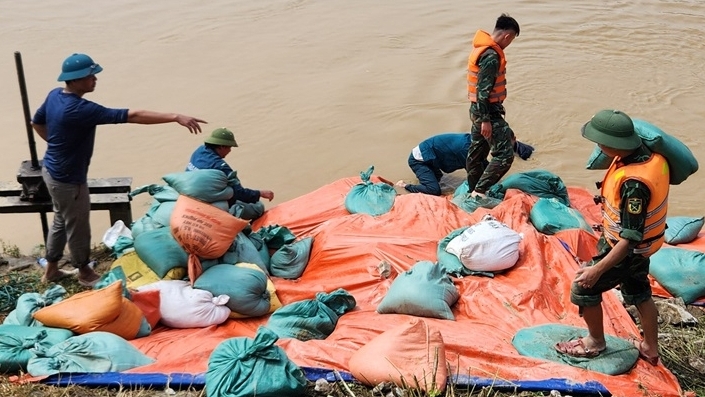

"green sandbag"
[234,233,269,273]
[26,331,154,376]
[112,236,135,258]
[145,200,176,228]
[0,324,74,373]
[377,261,459,320]
[245,232,272,268]
[453,180,470,198]
[194,264,271,317]
[129,183,179,203]
[269,237,314,279]
[450,192,501,213]
[94,266,131,299]
[512,324,639,375]
[129,215,163,239]
[251,224,296,250]
[486,170,570,206]
[229,201,265,221]
[136,317,152,339]
[133,227,188,278]
[344,165,396,216]
[585,119,699,185]
[436,227,494,278]
[266,289,356,341]
[206,326,307,397]
[3,285,66,327]
[664,216,704,245]
[163,169,234,203]
[649,248,705,304]
[530,197,594,235]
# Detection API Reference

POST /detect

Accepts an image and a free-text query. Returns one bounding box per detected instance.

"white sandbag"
[137,280,231,328]
[445,215,523,272]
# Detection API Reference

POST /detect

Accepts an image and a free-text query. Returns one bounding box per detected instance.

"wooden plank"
[0,193,130,213]
[0,177,132,197]
[0,193,133,228]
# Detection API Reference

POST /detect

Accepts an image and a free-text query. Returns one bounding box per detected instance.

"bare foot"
[630,338,660,365]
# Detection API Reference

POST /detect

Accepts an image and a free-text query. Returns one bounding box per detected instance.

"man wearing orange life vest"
[555,110,668,366]
[465,14,520,200]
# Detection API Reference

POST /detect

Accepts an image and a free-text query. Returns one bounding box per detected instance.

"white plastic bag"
[137,280,231,328]
[445,216,523,272]
[102,220,133,249]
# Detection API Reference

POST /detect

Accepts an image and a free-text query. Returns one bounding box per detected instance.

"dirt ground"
[1,248,704,397]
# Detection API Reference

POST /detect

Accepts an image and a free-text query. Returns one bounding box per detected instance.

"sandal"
[41,268,78,283]
[78,276,100,288]
[555,338,605,358]
[629,338,660,366]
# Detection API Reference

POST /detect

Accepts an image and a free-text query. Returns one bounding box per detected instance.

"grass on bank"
[1,242,704,397]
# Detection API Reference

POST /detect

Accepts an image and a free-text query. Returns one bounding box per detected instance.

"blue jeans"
[404,154,443,196]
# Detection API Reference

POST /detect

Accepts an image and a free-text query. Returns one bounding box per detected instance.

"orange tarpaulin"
[125,176,682,397]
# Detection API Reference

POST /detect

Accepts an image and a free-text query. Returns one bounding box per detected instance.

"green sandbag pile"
[3,285,66,327]
[27,331,154,376]
[0,324,74,373]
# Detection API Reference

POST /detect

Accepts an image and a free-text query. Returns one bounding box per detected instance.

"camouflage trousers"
[570,236,652,307]
[466,112,515,194]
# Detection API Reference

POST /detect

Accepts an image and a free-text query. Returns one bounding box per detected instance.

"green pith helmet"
[204,127,238,147]
[57,53,103,82]
[581,109,642,150]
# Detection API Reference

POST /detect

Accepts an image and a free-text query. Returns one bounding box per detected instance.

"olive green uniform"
[466,49,515,194]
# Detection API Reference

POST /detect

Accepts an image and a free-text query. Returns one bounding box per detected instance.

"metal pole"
[14,51,40,169]
[14,51,48,242]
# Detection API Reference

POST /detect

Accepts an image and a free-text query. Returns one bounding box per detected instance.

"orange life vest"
[467,30,507,103]
[600,153,669,257]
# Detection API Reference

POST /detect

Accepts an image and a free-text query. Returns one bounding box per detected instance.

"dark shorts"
[570,245,652,307]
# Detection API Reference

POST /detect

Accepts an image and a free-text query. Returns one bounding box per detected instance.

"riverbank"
[1,241,704,396]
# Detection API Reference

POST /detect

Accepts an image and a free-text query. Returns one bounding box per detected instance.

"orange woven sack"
[33,281,123,334]
[170,194,249,284]
[348,318,447,392]
[96,297,144,340]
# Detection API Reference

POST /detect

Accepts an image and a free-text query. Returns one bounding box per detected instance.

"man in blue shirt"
[186,127,274,220]
[32,53,206,286]
[395,132,533,195]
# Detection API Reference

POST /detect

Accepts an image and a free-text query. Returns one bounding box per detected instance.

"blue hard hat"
[57,53,103,82]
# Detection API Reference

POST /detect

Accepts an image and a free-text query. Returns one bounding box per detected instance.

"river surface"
[1,0,704,254]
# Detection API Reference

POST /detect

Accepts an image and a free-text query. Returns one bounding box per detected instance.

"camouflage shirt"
[469,49,506,122]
